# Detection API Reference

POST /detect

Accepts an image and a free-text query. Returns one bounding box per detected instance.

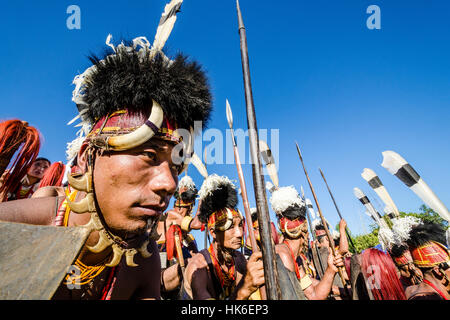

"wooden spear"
[226,99,265,300]
[318,167,356,252]
[236,0,281,300]
[295,142,348,288]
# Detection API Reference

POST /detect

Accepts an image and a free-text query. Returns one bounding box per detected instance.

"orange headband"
[207,208,241,231]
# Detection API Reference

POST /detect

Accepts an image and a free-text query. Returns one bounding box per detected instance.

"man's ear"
[76,143,91,173]
[209,228,217,242]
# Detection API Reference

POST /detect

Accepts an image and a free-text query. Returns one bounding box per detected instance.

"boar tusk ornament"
[66,158,156,268]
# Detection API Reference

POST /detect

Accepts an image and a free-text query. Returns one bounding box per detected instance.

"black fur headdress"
[406,221,447,248]
[268,185,306,220]
[174,175,198,203]
[197,174,238,223]
[77,44,212,132]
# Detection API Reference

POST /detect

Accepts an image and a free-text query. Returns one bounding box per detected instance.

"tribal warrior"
[183,174,265,300]
[0,21,212,299]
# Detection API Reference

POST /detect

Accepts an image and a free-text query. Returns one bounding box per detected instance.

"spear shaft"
[318,168,356,251]
[295,142,348,288]
[236,0,281,300]
[227,100,266,300]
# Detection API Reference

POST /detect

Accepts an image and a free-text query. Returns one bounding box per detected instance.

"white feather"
[178,175,196,191]
[332,229,340,240]
[378,226,395,251]
[265,181,276,193]
[391,216,421,246]
[151,0,183,57]
[269,186,304,215]
[198,174,236,201]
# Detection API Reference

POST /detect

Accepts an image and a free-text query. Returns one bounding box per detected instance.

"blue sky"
[1,1,449,249]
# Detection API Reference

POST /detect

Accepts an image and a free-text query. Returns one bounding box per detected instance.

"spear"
[295,142,348,288]
[226,99,265,300]
[226,99,259,253]
[318,168,356,252]
[236,0,281,300]
[301,186,326,279]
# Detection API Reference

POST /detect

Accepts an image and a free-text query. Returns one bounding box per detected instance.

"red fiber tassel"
[0,120,41,201]
[39,162,65,188]
[166,224,183,261]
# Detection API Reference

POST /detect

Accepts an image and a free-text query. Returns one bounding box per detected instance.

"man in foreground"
[0,5,212,299]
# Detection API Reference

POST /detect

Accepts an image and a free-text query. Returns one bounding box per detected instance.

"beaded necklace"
[55,188,118,300]
[208,243,236,298]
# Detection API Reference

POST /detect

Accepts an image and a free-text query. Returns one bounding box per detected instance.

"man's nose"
[149,161,177,200]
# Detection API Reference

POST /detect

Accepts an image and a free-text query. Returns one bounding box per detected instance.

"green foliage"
[399,204,448,230]
[348,205,447,254]
[350,231,380,254]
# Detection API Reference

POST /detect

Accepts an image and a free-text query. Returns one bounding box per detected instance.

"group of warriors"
[0,0,448,301]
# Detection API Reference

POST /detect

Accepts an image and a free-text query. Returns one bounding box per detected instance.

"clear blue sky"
[1,1,449,249]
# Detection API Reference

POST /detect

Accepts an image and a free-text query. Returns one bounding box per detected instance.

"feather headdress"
[268,185,306,220]
[66,0,212,161]
[174,175,198,203]
[197,174,238,223]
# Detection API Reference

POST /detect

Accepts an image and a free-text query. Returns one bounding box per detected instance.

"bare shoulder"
[275,244,294,271]
[186,251,208,273]
[0,196,62,226]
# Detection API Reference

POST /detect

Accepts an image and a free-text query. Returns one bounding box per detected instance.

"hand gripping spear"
[318,168,356,252]
[295,142,348,288]
[236,0,281,300]
[227,99,265,300]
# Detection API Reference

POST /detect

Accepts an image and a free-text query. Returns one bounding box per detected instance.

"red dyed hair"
[0,120,41,201]
[361,248,407,300]
[39,161,65,188]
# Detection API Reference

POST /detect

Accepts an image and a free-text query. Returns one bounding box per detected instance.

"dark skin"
[0,138,181,299]
[183,216,265,300]
[407,265,450,300]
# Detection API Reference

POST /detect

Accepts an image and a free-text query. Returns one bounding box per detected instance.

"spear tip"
[225,98,233,129]
[295,141,303,159]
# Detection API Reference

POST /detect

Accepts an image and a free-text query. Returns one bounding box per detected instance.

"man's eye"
[142,151,157,161]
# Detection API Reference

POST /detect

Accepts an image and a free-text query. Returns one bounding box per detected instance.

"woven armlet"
[181,216,193,232]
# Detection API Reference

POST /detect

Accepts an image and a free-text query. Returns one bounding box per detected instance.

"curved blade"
[381,151,450,222]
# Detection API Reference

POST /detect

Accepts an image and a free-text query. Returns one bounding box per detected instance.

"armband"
[181,215,193,232]
[300,274,313,290]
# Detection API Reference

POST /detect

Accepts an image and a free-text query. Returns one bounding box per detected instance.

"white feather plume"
[378,226,395,251]
[391,216,421,246]
[198,174,236,201]
[332,229,340,240]
[269,186,304,215]
[250,207,257,215]
[178,175,196,191]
